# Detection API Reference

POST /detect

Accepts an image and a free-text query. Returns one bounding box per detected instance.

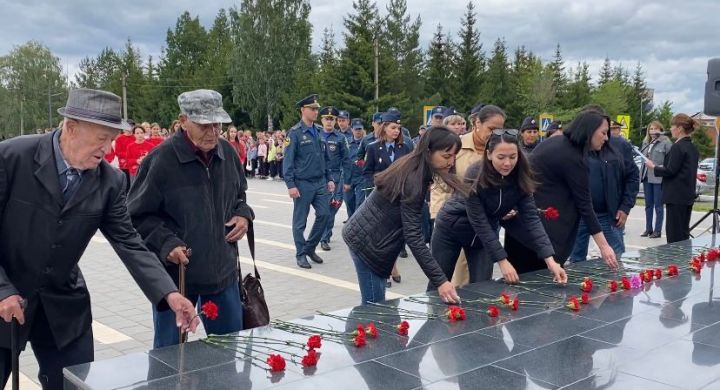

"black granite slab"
[64,236,720,389]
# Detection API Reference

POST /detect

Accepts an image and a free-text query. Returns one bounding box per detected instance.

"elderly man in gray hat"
[128,89,254,348]
[0,88,200,389]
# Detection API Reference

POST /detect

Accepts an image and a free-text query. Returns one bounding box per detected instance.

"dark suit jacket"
[362,141,412,188]
[654,137,699,205]
[0,131,177,349]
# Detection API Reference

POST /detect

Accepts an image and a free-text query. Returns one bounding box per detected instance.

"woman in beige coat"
[429,104,506,286]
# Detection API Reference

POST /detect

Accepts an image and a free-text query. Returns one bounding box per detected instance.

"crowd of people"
[0,85,704,388]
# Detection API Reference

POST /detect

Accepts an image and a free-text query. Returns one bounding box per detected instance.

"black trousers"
[665,203,693,244]
[0,306,94,390]
[428,222,493,291]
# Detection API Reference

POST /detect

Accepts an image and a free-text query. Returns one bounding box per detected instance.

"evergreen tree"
[693,125,714,158]
[598,57,613,86]
[627,63,653,145]
[452,1,483,113]
[424,24,454,106]
[565,61,592,110]
[591,79,628,118]
[481,39,512,119]
[315,28,341,104]
[547,44,568,107]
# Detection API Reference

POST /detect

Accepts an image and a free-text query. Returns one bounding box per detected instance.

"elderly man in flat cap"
[0,88,200,389]
[128,89,254,348]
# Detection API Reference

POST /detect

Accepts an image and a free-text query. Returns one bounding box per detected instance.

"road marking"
[242,237,297,251]
[91,235,108,244]
[252,205,269,209]
[261,199,295,206]
[247,190,289,198]
[3,373,41,390]
[238,256,405,299]
[92,320,133,344]
[625,244,646,250]
[254,220,293,229]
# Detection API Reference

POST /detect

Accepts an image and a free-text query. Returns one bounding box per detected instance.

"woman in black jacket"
[342,126,467,305]
[505,110,619,272]
[432,129,567,285]
[363,112,413,188]
[644,114,700,243]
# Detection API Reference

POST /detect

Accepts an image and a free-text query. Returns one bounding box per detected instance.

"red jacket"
[114,133,135,170]
[230,140,247,164]
[104,147,116,163]
[147,136,164,148]
[126,141,154,176]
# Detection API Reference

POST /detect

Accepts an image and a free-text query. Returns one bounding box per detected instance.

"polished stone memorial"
[64,236,720,389]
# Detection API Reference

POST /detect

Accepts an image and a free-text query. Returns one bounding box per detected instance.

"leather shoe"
[386,279,392,288]
[320,241,331,251]
[296,255,311,269]
[307,251,324,264]
[649,232,662,239]
[392,275,402,283]
[399,248,408,258]
[640,230,652,237]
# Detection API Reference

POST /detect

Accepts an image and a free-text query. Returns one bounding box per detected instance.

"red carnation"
[708,248,720,261]
[487,305,499,317]
[447,306,467,321]
[354,333,367,347]
[511,297,519,311]
[266,354,286,372]
[580,278,593,293]
[667,264,679,276]
[307,335,322,350]
[641,271,653,283]
[499,293,511,305]
[608,280,618,292]
[543,207,560,220]
[355,159,365,167]
[654,268,662,280]
[201,300,219,320]
[567,296,580,311]
[691,261,702,274]
[621,276,631,290]
[366,323,378,338]
[700,252,707,262]
[397,320,410,336]
[301,349,319,367]
[581,292,589,304]
[353,325,366,337]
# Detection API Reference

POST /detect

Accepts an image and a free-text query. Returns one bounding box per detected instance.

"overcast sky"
[2,0,718,114]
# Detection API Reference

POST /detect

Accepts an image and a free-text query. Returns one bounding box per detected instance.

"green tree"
[481,39,512,119]
[452,1,483,113]
[424,24,455,105]
[627,63,653,145]
[0,41,67,136]
[547,44,568,107]
[598,57,613,86]
[229,0,312,130]
[591,79,628,118]
[654,100,673,130]
[565,62,592,110]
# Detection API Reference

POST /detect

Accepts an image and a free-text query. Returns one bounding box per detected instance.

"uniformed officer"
[356,112,383,162]
[337,110,353,142]
[430,106,446,126]
[519,116,540,154]
[318,106,351,251]
[283,94,334,269]
[344,118,367,218]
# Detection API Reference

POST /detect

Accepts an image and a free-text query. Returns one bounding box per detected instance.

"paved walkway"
[10,178,718,388]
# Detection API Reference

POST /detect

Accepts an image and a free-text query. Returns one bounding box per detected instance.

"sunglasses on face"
[491,129,519,137]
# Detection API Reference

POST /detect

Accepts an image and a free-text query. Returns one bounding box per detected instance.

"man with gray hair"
[128,89,254,348]
[0,88,200,389]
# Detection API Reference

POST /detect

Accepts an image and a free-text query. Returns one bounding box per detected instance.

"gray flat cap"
[57,88,131,130]
[178,89,232,124]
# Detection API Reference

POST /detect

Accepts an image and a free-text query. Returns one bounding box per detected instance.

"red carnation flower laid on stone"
[366,323,378,338]
[543,207,560,220]
[397,321,410,336]
[581,292,589,304]
[621,276,631,290]
[580,277,593,292]
[201,300,219,320]
[708,248,720,261]
[486,305,500,317]
[567,296,580,311]
[641,271,653,283]
[353,333,366,347]
[691,260,702,274]
[307,335,322,349]
[608,280,618,292]
[447,306,467,321]
[510,297,519,311]
[654,268,662,280]
[266,354,286,372]
[499,293,511,305]
[301,349,319,367]
[666,264,679,276]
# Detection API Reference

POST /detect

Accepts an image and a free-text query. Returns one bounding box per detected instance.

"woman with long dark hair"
[505,110,619,272]
[343,126,467,305]
[432,129,567,285]
[644,114,700,243]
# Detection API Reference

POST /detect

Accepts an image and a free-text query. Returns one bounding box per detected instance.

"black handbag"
[239,223,270,329]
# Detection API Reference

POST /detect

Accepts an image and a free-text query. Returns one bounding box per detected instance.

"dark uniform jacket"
[283,121,330,188]
[654,137,699,205]
[128,131,254,296]
[0,131,177,349]
[362,141,412,188]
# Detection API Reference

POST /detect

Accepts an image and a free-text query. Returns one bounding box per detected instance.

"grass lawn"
[635,197,717,212]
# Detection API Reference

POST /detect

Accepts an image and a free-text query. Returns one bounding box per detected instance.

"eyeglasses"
[491,129,519,137]
[194,122,222,134]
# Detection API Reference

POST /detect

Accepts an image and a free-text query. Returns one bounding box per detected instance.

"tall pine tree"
[452,1,484,113]
[424,24,454,106]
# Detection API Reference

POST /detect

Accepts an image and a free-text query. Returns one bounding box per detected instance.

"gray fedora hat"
[178,89,232,124]
[57,88,131,130]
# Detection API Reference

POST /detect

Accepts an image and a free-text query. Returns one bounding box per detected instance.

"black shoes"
[386,279,392,288]
[307,250,324,264]
[320,241,331,251]
[399,248,408,258]
[649,232,662,239]
[392,275,402,283]
[296,255,311,269]
[640,230,652,237]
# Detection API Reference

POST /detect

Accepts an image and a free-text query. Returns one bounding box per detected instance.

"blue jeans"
[569,212,625,262]
[152,282,243,349]
[349,249,386,305]
[644,182,664,233]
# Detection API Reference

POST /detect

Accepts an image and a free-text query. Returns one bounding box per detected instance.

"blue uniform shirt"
[282,120,330,188]
[347,135,365,184]
[321,129,352,181]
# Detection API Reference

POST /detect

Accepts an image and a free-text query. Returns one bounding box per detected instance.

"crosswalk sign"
[423,106,435,125]
[539,113,554,138]
[616,115,631,139]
